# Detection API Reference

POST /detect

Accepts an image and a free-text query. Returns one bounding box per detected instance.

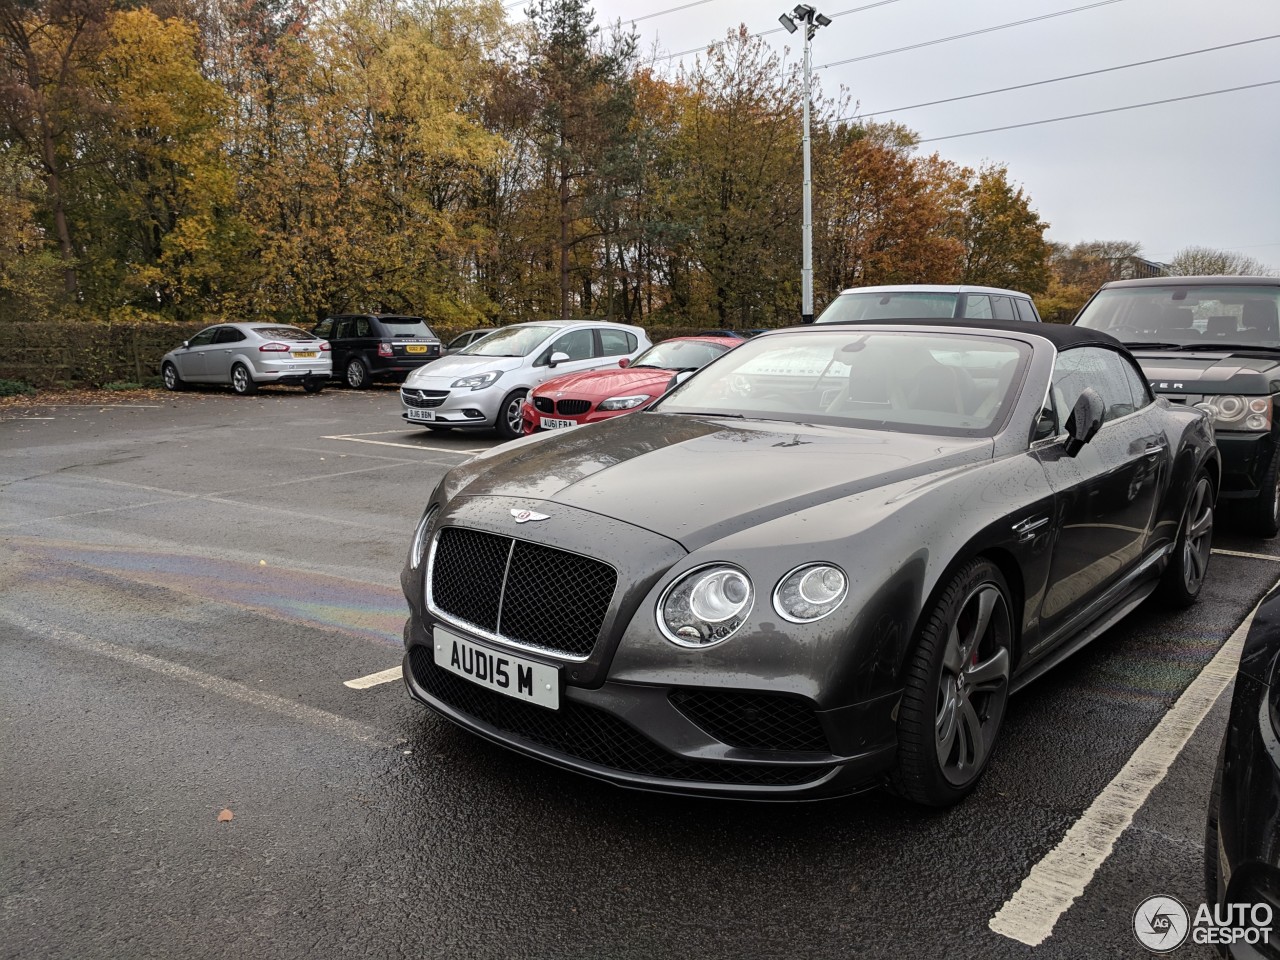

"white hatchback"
[400,320,650,439]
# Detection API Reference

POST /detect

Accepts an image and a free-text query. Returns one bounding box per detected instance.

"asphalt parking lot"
[2,387,1277,960]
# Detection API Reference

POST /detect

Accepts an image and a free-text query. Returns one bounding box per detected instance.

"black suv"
[1075,276,1280,534]
[313,314,442,388]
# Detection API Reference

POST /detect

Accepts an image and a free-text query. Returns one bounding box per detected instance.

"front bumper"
[520,400,633,434]
[1216,433,1278,500]
[401,616,899,800]
[1212,668,1280,957]
[401,383,503,428]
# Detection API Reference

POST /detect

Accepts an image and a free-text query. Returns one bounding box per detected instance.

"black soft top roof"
[772,317,1126,351]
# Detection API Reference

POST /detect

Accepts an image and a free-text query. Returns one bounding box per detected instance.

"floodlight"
[778,13,797,32]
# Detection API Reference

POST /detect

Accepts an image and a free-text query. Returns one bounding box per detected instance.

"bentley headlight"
[598,394,651,411]
[1201,395,1271,432]
[658,565,753,647]
[774,564,848,623]
[451,371,501,390]
[409,505,439,569]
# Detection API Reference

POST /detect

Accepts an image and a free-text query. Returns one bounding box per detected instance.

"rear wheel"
[161,362,184,392]
[1244,449,1280,538]
[345,358,369,389]
[892,558,1012,807]
[302,379,324,394]
[495,389,527,441]
[1158,471,1214,607]
[230,363,257,395]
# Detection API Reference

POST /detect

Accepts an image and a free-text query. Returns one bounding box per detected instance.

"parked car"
[815,284,1042,324]
[444,328,497,356]
[1074,276,1280,535]
[399,320,650,440]
[692,329,770,339]
[520,335,741,434]
[1205,582,1280,955]
[161,323,331,395]
[399,320,1217,803]
[312,314,441,389]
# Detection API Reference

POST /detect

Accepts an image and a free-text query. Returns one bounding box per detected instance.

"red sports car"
[520,336,741,434]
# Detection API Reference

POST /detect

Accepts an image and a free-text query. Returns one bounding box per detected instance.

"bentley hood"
[1129,349,1280,394]
[443,413,994,550]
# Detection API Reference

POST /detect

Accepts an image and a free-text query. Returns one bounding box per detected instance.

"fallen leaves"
[217,808,234,823]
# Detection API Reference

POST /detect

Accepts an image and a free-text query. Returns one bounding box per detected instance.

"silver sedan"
[161,323,332,395]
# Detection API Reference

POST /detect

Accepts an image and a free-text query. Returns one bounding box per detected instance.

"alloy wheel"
[346,360,367,389]
[163,364,177,390]
[506,395,524,434]
[935,582,1011,787]
[1182,476,1214,593]
[232,366,249,393]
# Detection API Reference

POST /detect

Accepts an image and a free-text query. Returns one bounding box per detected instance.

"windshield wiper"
[1121,341,1184,349]
[1175,342,1280,352]
[667,410,745,419]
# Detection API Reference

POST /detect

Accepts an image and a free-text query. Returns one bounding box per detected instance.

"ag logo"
[1133,895,1190,953]
[510,508,549,524]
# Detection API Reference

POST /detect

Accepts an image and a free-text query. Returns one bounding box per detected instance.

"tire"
[230,362,257,395]
[161,362,184,392]
[345,359,369,390]
[1157,470,1214,608]
[302,380,324,394]
[495,389,528,441]
[1244,448,1280,538]
[891,558,1013,807]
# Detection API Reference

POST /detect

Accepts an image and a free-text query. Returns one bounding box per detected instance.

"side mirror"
[548,351,570,368]
[618,357,630,369]
[1063,387,1104,457]
[181,340,190,349]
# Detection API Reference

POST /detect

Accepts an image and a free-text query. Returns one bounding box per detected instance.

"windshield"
[1076,284,1280,349]
[378,317,436,338]
[656,331,1030,437]
[633,339,733,370]
[816,292,959,322]
[253,326,318,341]
[459,325,557,357]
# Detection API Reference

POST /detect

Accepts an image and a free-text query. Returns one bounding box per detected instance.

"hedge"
[0,320,757,388]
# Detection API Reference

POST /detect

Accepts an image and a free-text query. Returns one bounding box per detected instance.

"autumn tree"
[958,164,1049,294]
[1040,239,1144,321]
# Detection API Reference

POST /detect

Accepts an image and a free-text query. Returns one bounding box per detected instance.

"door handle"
[1012,516,1050,542]
[1143,441,1167,455]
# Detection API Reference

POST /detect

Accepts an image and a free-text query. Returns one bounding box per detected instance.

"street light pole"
[779,5,831,323]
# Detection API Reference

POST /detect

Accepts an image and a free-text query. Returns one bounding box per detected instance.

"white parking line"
[343,666,403,689]
[1212,548,1280,562]
[988,585,1275,947]
[322,435,486,455]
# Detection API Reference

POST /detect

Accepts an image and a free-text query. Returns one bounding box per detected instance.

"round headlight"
[774,564,848,623]
[658,565,753,647]
[409,505,439,569]
[1214,395,1246,422]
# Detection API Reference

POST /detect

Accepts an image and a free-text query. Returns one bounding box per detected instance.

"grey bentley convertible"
[399,320,1219,805]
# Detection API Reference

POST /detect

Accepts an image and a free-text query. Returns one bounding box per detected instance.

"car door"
[175,327,218,380]
[207,326,246,382]
[331,318,354,371]
[1032,345,1170,642]
[313,318,335,367]
[531,328,600,385]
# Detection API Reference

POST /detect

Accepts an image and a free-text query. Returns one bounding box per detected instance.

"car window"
[597,329,633,357]
[314,318,334,338]
[354,317,371,337]
[816,292,959,322]
[962,295,993,319]
[1120,355,1153,409]
[461,325,557,358]
[989,296,1016,321]
[377,317,435,338]
[543,329,594,363]
[1015,299,1039,323]
[252,326,318,341]
[1050,347,1135,426]
[658,331,1030,438]
[632,340,732,371]
[187,328,218,347]
[213,327,246,344]
[1076,284,1280,347]
[335,319,353,339]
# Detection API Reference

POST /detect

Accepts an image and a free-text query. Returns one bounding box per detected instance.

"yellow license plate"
[406,344,427,354]
[293,351,318,358]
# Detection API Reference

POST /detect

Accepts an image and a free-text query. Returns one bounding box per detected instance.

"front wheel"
[1158,471,1214,607]
[162,362,184,392]
[892,558,1013,807]
[1244,449,1280,538]
[495,389,528,441]
[230,363,257,395]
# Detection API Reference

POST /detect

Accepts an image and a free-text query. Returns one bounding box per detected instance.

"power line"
[846,34,1280,120]
[914,79,1280,143]
[660,0,907,61]
[816,0,1126,70]
[629,0,724,25]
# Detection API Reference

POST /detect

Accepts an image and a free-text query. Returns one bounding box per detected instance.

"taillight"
[377,343,393,358]
[259,342,290,352]
[320,342,331,352]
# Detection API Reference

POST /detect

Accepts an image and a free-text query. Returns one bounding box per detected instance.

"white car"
[400,320,651,439]
[815,284,1042,324]
[160,322,332,395]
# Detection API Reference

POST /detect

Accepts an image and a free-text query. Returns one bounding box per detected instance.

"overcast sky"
[513,0,1280,269]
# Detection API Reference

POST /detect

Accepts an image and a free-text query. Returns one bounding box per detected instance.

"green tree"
[958,164,1050,294]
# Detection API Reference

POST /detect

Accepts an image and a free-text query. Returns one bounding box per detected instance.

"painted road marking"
[0,608,386,744]
[322,434,487,455]
[1213,548,1280,562]
[344,666,403,689]
[988,583,1275,947]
